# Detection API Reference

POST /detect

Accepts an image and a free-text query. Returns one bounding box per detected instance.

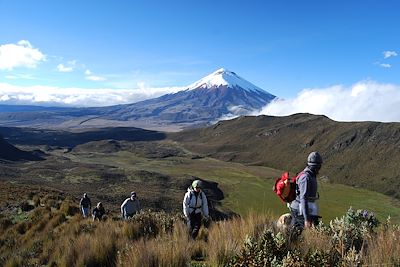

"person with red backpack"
[289,151,323,233]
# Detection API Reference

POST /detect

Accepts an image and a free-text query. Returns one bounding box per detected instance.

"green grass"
[62,147,400,224]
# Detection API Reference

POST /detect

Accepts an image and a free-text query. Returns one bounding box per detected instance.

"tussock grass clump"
[59,198,79,216]
[3,256,24,267]
[57,223,118,267]
[207,212,272,266]
[121,222,191,267]
[32,194,41,207]
[364,221,400,266]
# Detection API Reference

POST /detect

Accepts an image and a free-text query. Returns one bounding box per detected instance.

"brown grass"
[364,225,400,266]
[121,222,191,267]
[207,212,274,266]
[1,192,400,267]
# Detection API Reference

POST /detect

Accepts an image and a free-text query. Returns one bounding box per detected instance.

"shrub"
[328,208,379,256]
[228,229,288,266]
[0,217,13,232]
[122,211,178,240]
[20,201,34,212]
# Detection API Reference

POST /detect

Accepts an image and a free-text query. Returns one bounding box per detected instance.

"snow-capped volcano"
[4,69,277,129]
[187,68,265,93]
[100,68,276,126]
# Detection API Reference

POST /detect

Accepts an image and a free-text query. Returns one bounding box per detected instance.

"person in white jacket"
[183,180,209,239]
[121,191,141,219]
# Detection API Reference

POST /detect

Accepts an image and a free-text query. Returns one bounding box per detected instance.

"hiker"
[79,193,91,218]
[183,179,209,239]
[92,202,106,221]
[290,151,323,234]
[121,191,141,219]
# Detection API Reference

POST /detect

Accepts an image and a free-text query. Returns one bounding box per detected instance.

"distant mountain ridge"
[0,69,275,130]
[170,113,400,200]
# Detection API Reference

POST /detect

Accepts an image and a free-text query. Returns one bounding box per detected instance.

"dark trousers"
[189,212,202,239]
[290,209,320,238]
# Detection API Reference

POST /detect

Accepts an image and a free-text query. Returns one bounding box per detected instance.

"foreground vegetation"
[1,190,399,267]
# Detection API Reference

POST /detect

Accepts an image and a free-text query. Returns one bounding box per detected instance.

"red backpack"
[273,171,303,203]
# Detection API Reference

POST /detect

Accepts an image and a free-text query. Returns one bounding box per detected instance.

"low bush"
[122,210,179,240]
[0,217,13,232]
[20,201,34,212]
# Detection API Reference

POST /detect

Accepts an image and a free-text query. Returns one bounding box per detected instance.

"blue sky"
[0,0,399,120]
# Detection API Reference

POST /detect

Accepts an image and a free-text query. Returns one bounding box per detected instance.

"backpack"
[273,171,303,203]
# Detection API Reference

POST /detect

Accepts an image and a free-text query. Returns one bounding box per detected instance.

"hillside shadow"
[0,127,166,149]
[183,177,238,220]
[0,135,43,162]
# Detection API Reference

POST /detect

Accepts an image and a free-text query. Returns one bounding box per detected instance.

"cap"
[192,180,202,188]
[131,191,137,197]
[307,151,323,166]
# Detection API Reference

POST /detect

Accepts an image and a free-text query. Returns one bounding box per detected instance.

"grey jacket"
[183,187,209,218]
[121,197,141,216]
[290,166,318,221]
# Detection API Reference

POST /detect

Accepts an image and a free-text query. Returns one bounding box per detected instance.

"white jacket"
[183,188,209,218]
[121,197,141,216]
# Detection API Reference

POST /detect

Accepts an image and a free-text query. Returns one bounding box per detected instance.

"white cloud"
[383,50,398,59]
[257,81,400,122]
[0,83,184,107]
[84,69,105,81]
[380,63,391,68]
[0,40,46,70]
[57,64,73,72]
[86,75,106,81]
[57,60,77,72]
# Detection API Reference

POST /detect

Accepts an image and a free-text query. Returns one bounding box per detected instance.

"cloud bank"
[258,81,400,122]
[0,40,46,70]
[0,83,184,107]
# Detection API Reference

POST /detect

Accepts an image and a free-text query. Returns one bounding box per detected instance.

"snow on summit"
[188,68,265,93]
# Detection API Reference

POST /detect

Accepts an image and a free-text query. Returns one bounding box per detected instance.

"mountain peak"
[187,68,265,93]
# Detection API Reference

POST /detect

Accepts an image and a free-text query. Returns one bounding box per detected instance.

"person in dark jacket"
[79,193,91,218]
[289,151,323,234]
[183,180,209,239]
[92,202,105,221]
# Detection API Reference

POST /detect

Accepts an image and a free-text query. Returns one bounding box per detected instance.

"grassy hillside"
[170,113,400,200]
[0,182,399,266]
[1,137,399,224]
